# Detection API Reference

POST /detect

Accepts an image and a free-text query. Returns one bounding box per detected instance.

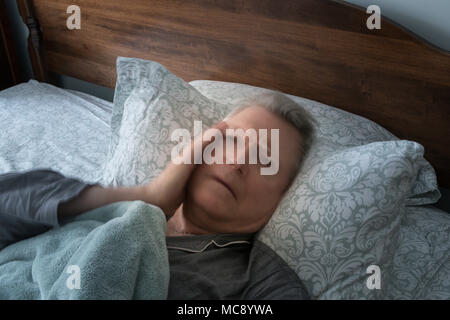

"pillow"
[102,57,230,186]
[104,58,440,205]
[189,80,441,206]
[102,57,436,299]
[257,139,424,299]
[385,205,450,299]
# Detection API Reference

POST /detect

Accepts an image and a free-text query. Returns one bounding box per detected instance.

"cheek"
[186,175,235,220]
[190,183,220,208]
[243,176,284,212]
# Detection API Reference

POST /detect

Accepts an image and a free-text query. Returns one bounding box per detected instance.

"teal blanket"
[0,200,169,299]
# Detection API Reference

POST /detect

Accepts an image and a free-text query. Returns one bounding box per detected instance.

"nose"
[223,136,249,177]
[230,162,247,176]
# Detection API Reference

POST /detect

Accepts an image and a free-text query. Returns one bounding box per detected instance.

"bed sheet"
[0,80,112,184]
[1,80,448,299]
[386,205,450,299]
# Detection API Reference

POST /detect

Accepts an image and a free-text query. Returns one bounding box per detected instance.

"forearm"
[58,122,227,220]
[1,169,112,245]
[57,184,146,220]
[57,163,193,221]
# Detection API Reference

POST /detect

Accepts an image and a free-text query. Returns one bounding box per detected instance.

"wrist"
[141,181,168,214]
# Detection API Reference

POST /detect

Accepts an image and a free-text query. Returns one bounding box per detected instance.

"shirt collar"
[166,233,254,253]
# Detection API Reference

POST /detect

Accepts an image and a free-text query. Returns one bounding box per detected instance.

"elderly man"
[0,92,314,299]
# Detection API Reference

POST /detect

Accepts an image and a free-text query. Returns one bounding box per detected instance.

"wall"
[343,0,450,51]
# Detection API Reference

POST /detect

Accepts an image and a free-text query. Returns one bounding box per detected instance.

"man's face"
[183,106,303,234]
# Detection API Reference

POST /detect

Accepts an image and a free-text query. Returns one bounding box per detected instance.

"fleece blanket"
[0,200,169,299]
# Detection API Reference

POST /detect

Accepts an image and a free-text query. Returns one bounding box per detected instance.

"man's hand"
[142,121,228,217]
[57,122,228,221]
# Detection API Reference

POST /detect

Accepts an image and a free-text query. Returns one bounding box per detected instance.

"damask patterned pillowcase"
[102,57,231,186]
[257,139,425,299]
[189,80,441,206]
[104,58,439,206]
[385,205,450,299]
[103,58,432,299]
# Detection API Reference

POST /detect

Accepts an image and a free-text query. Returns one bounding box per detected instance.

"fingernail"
[217,121,228,129]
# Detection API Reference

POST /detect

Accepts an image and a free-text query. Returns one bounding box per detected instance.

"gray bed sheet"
[0,80,112,184]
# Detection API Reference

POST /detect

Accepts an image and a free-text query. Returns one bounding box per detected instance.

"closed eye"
[258,153,271,167]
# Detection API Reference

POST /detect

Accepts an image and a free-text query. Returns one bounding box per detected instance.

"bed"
[1,0,449,299]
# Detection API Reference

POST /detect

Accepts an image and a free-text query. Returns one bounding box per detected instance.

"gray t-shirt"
[0,169,309,299]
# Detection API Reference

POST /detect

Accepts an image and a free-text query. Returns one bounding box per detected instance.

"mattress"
[0,79,448,299]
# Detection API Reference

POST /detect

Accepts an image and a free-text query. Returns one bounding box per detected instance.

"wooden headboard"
[18,0,450,187]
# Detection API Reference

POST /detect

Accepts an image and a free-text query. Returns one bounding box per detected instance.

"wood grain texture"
[17,0,47,82]
[28,0,450,187]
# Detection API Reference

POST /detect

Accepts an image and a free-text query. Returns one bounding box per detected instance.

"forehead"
[227,105,300,141]
[226,105,302,171]
[228,106,284,131]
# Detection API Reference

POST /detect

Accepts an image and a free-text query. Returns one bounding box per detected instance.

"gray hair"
[225,91,316,182]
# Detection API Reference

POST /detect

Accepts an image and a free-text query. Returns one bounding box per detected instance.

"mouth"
[213,176,237,200]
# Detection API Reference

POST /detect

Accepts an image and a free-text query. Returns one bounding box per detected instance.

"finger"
[214,121,228,135]
[180,122,229,164]
[201,121,229,148]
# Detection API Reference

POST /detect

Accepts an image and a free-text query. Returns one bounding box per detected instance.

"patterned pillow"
[257,139,424,299]
[102,58,435,299]
[385,205,450,299]
[102,57,230,186]
[189,80,440,206]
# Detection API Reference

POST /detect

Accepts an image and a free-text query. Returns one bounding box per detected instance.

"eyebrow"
[226,125,272,155]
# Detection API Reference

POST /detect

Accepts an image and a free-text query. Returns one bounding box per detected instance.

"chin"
[187,186,233,223]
